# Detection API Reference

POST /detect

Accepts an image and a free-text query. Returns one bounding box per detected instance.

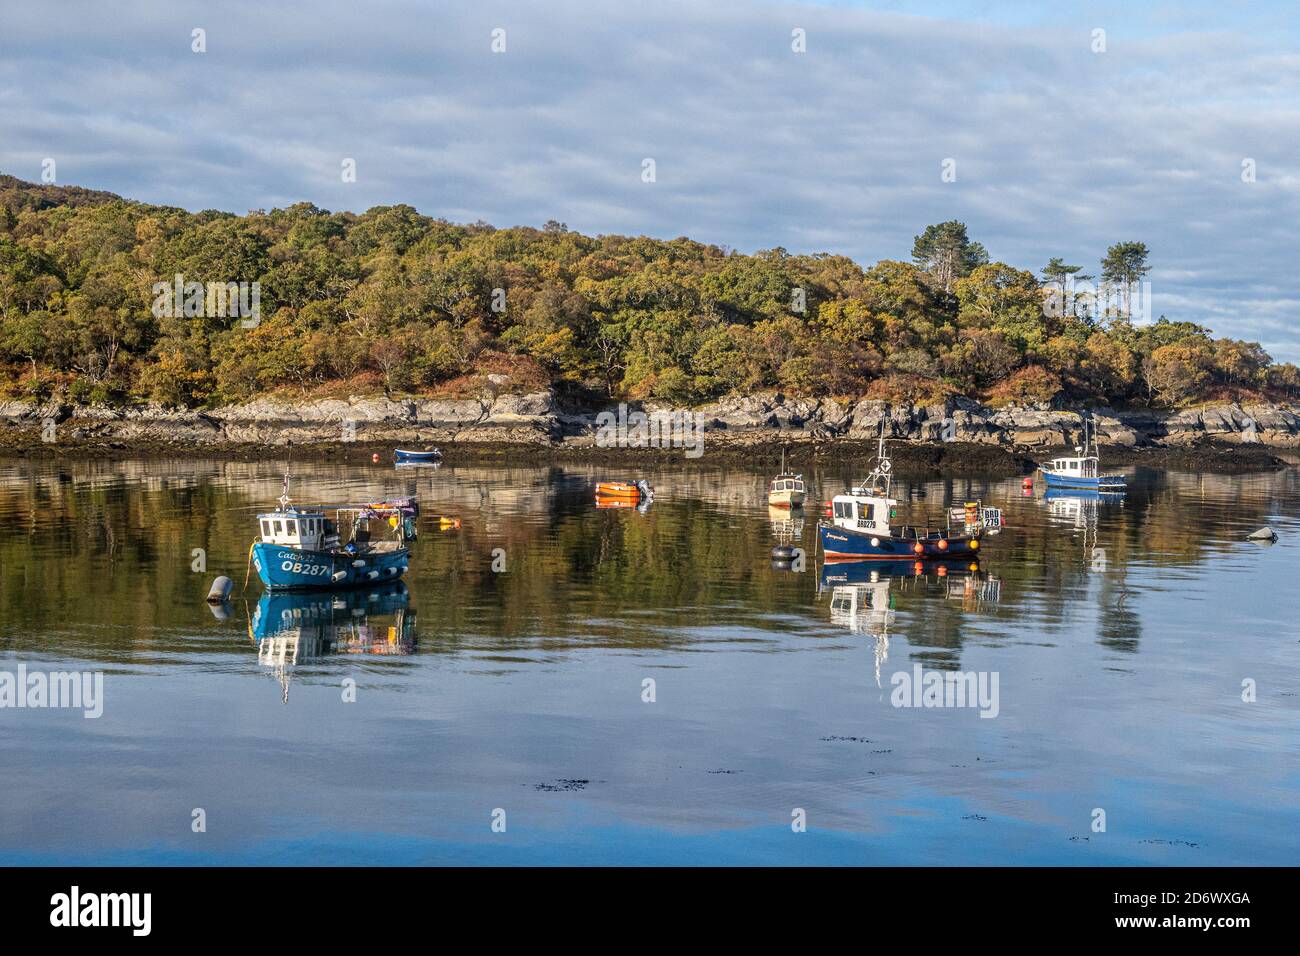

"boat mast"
[277,442,293,512]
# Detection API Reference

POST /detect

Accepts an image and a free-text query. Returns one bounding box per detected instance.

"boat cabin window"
[273,520,283,534]
[260,520,270,537]
[286,519,297,535]
[833,501,851,518]
[860,503,875,521]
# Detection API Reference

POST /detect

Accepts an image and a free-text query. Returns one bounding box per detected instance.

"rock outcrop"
[1,392,1298,450]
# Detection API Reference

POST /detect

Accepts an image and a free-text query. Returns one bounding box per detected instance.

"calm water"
[0,455,1297,865]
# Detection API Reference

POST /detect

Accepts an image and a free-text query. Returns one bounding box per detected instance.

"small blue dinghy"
[394,448,443,463]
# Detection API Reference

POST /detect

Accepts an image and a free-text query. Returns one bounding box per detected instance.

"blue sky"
[2,0,1297,359]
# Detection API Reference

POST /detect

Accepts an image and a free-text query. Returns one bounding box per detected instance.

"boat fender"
[913,543,924,555]
[331,570,349,583]
[871,537,880,547]
[352,559,366,568]
[970,539,979,550]
[365,570,379,580]
[938,539,948,550]
[205,576,233,604]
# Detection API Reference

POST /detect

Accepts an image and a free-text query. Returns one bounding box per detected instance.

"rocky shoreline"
[1,392,1296,471]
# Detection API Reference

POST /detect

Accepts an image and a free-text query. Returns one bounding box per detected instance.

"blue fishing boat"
[1037,418,1126,491]
[817,432,1002,561]
[250,473,419,590]
[394,448,442,463]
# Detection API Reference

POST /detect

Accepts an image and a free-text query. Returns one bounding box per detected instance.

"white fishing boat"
[768,449,806,509]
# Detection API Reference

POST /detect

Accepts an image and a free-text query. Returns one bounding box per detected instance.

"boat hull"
[768,490,805,509]
[1041,471,1126,491]
[394,449,442,462]
[595,482,641,499]
[819,524,980,561]
[252,542,409,590]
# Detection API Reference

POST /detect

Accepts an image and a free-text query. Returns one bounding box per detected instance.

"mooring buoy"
[206,575,234,604]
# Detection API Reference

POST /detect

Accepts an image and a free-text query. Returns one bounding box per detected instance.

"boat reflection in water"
[249,583,417,702]
[1043,486,1124,526]
[768,504,805,539]
[819,560,1001,685]
[1043,487,1124,567]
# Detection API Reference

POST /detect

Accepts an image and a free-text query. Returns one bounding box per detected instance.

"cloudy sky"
[3,0,1298,359]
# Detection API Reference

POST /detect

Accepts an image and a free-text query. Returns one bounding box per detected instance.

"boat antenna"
[856,421,893,495]
[277,440,293,512]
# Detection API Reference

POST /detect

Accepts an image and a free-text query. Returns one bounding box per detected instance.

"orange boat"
[595,479,650,500]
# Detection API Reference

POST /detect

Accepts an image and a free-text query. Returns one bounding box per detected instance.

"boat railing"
[893,525,961,541]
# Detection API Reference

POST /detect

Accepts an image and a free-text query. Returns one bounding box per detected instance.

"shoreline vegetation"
[1,174,1297,475]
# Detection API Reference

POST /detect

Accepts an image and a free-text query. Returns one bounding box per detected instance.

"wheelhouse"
[1044,455,1099,479]
[257,511,336,551]
[828,491,895,536]
[769,474,806,494]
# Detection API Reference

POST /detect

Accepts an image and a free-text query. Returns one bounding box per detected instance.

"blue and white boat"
[250,475,419,590]
[817,433,1002,561]
[1037,418,1126,492]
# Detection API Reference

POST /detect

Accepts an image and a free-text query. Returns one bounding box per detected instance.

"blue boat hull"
[394,449,442,462]
[819,524,980,560]
[1041,471,1126,491]
[252,542,409,590]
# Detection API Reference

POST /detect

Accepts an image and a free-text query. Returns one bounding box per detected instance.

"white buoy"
[1247,527,1278,542]
[205,576,233,604]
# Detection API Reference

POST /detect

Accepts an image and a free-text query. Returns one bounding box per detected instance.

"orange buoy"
[372,453,381,463]
[938,539,949,550]
[913,542,924,555]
